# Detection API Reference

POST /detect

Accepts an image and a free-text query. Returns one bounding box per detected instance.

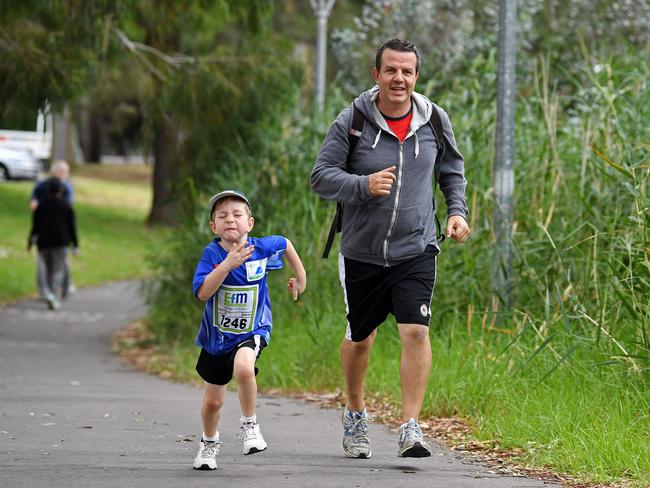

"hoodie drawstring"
[414,131,420,159]
[371,130,382,149]
[369,124,420,159]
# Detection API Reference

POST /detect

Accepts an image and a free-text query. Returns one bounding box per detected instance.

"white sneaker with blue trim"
[342,409,372,458]
[398,418,432,457]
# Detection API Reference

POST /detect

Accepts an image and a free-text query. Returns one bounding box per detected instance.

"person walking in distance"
[311,39,470,458]
[30,159,76,299]
[27,177,78,310]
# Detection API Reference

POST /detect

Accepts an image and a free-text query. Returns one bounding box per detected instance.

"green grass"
[423,329,650,484]
[0,171,165,304]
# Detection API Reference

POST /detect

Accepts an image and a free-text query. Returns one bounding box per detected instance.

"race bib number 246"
[214,285,258,334]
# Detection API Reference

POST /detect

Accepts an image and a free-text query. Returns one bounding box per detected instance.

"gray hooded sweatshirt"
[311,86,468,267]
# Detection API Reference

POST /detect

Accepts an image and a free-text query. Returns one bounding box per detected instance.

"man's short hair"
[375,38,421,73]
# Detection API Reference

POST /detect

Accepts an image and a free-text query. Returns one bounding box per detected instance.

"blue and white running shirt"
[192,235,287,355]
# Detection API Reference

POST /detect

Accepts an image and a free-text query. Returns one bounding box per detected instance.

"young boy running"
[192,190,306,470]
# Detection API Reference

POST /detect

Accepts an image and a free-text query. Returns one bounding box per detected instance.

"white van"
[0,146,41,180]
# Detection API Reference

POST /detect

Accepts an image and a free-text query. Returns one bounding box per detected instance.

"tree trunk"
[82,107,102,164]
[147,114,178,226]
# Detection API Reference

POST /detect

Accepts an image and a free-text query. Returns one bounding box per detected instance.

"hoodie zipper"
[382,141,404,266]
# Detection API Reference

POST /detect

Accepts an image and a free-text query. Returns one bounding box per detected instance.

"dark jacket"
[311,86,468,266]
[28,197,78,250]
[31,178,74,205]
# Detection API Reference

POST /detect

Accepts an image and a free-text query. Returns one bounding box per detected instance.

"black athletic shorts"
[339,244,439,342]
[195,335,267,385]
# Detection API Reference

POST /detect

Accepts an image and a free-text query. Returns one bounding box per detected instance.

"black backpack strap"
[322,103,365,259]
[428,107,447,244]
[322,202,342,258]
[347,101,366,160]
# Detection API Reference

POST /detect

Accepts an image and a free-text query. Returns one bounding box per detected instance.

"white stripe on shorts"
[426,254,438,319]
[338,253,353,341]
[253,334,261,357]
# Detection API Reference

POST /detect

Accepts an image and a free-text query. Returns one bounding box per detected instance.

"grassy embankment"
[0,164,163,304]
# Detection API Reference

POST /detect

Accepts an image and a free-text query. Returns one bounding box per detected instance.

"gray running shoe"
[342,409,371,458]
[398,418,432,457]
[193,438,221,470]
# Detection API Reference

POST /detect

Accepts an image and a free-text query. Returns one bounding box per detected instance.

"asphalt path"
[0,282,561,488]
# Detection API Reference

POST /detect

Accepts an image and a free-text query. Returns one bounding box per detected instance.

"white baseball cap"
[208,190,251,214]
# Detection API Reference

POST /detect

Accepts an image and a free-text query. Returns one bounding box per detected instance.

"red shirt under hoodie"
[382,103,413,142]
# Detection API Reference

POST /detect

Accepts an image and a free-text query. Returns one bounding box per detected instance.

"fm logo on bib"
[215,285,259,334]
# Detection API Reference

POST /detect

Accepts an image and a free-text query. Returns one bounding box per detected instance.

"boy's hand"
[287,277,306,301]
[224,241,254,270]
